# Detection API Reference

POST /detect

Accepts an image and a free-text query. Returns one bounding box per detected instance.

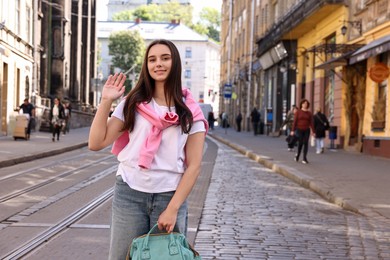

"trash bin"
[329,126,337,140]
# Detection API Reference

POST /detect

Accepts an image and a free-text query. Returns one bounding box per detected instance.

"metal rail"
[2,187,114,260]
[0,155,114,203]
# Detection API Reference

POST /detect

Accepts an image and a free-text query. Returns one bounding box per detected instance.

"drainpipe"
[246,0,255,131]
[32,0,38,105]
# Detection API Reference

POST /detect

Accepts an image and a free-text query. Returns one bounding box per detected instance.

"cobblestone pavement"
[194,140,390,260]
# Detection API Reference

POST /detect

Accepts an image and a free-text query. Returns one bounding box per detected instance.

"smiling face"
[147,44,172,84]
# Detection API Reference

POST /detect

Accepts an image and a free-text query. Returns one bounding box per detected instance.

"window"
[15,0,20,34]
[26,5,31,42]
[185,47,192,58]
[325,33,336,60]
[184,69,191,79]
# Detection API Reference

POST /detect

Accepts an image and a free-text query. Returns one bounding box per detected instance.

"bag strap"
[141,224,179,259]
[316,114,325,125]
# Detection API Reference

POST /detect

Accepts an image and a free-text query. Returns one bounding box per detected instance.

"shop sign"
[369,63,390,83]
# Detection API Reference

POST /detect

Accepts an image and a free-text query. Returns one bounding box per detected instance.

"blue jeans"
[108,175,188,260]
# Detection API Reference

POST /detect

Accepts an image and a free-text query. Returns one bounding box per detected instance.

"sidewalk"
[0,127,90,168]
[208,126,390,221]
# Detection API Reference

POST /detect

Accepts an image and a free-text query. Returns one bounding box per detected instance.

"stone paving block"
[194,141,390,259]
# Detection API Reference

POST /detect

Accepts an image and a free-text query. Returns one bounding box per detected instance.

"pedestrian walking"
[62,102,72,135]
[291,99,315,164]
[313,107,330,154]
[281,105,297,151]
[88,39,208,260]
[222,111,229,128]
[50,97,65,142]
[18,98,35,140]
[236,111,242,132]
[250,107,261,135]
[208,111,215,130]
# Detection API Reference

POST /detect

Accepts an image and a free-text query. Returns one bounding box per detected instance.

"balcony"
[257,0,346,57]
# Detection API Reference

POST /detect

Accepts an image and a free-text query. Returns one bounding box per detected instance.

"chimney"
[171,19,180,25]
[135,18,141,24]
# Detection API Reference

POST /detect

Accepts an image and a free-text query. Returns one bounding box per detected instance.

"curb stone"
[208,133,363,216]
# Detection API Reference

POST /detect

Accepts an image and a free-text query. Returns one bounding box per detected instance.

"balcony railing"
[257,0,346,56]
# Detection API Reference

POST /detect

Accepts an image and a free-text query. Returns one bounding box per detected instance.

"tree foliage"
[193,7,221,42]
[108,30,145,93]
[112,3,221,42]
[113,2,193,25]
[108,30,145,71]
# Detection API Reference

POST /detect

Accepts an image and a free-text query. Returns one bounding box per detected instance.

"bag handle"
[141,224,179,259]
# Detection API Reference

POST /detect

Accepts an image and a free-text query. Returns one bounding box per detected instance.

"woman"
[88,39,207,259]
[313,107,329,154]
[290,99,315,164]
[50,97,65,142]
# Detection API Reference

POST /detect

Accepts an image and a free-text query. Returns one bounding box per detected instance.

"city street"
[0,127,389,259]
[195,138,390,259]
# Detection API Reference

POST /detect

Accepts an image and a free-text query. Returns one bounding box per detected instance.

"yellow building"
[345,1,390,158]
[220,0,390,158]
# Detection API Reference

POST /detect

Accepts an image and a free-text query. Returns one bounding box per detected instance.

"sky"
[96,0,222,22]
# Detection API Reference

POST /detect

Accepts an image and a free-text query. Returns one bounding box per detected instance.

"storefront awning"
[349,35,390,64]
[315,55,349,70]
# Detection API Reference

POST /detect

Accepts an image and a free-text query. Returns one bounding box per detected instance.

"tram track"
[0,147,112,182]
[1,188,114,260]
[0,153,91,182]
[0,155,114,203]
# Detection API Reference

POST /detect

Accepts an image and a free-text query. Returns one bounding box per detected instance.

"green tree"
[113,2,193,25]
[193,7,221,42]
[112,2,221,42]
[108,30,145,93]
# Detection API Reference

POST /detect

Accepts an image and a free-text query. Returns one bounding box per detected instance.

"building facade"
[97,20,221,116]
[0,0,35,136]
[0,0,97,137]
[220,0,390,158]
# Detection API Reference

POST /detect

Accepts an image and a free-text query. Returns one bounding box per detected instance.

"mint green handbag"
[127,224,201,260]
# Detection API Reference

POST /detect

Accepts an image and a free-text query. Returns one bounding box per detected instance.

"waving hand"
[102,73,126,101]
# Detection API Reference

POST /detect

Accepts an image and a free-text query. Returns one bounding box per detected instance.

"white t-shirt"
[112,98,206,193]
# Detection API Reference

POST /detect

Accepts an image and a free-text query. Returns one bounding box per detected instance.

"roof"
[97,21,209,42]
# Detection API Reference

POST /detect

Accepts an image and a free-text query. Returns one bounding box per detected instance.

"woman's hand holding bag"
[127,224,201,260]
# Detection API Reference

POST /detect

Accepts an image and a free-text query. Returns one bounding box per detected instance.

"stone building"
[220,0,390,158]
[0,0,97,136]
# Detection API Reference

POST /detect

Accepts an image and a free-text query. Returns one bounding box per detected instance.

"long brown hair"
[122,39,193,133]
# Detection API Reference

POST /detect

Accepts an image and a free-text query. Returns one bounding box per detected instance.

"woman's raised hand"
[101,73,126,101]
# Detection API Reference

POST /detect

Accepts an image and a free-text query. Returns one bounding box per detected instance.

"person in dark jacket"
[18,98,35,139]
[207,111,215,130]
[236,111,242,132]
[290,99,315,164]
[50,97,65,142]
[250,107,261,135]
[313,107,330,154]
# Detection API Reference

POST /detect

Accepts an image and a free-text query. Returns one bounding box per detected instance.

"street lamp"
[341,20,362,36]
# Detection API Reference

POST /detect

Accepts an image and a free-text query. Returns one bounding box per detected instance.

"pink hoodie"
[111,89,209,169]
